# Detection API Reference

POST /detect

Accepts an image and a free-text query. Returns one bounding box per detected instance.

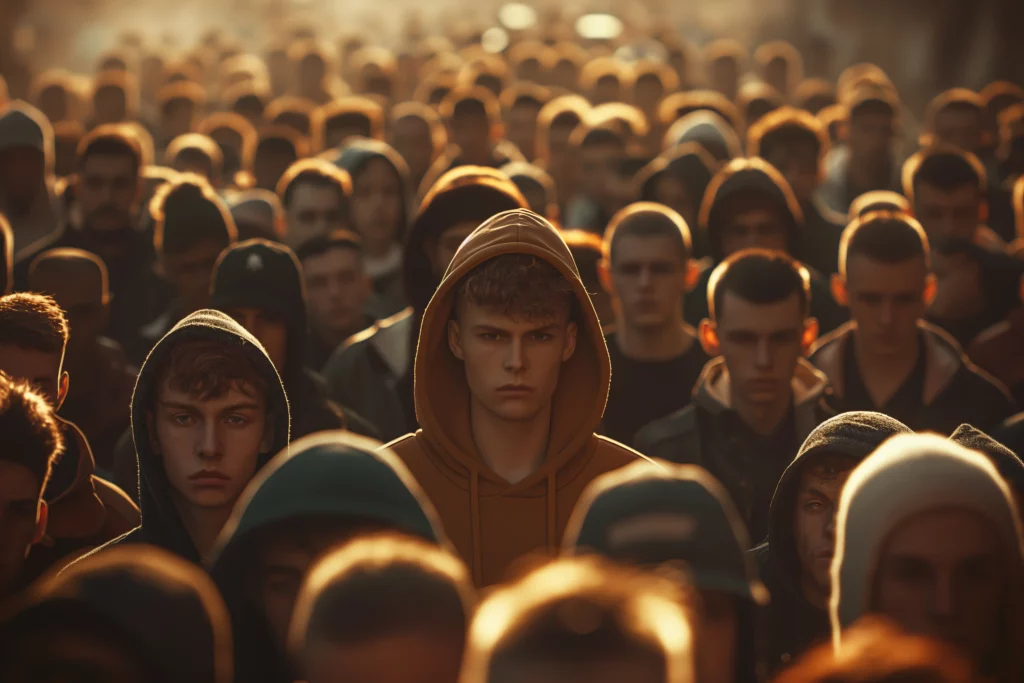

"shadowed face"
[610,234,689,331]
[0,461,43,597]
[794,456,855,602]
[844,254,928,358]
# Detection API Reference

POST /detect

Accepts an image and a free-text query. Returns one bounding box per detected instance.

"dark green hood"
[699,157,804,262]
[760,411,911,583]
[3,545,232,683]
[208,431,446,683]
[332,138,413,241]
[129,309,291,563]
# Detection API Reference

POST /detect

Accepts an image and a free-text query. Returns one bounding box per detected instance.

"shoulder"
[592,435,653,467]
[93,477,141,531]
[634,406,699,456]
[808,321,853,360]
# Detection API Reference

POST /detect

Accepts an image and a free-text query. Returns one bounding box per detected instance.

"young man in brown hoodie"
[386,209,650,586]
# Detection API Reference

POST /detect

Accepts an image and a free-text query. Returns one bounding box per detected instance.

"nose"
[880,300,894,326]
[638,265,654,289]
[504,336,526,374]
[754,338,772,369]
[824,511,837,542]
[933,572,955,617]
[198,420,221,460]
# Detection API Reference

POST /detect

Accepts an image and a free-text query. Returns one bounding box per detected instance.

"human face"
[450,113,492,165]
[914,182,981,244]
[848,111,895,168]
[304,633,464,683]
[286,184,346,250]
[611,235,689,331]
[252,520,387,650]
[719,208,790,257]
[152,381,268,512]
[303,248,371,342]
[224,307,289,374]
[254,150,296,191]
[0,461,43,597]
[845,255,928,357]
[162,239,225,312]
[934,108,984,154]
[579,142,623,207]
[653,175,697,227]
[0,344,63,407]
[449,302,577,423]
[714,292,807,407]
[161,101,195,142]
[350,159,403,257]
[429,222,478,277]
[391,117,435,184]
[766,146,820,206]
[794,458,854,604]
[0,147,44,214]
[874,507,1007,671]
[694,590,738,683]
[93,89,128,124]
[506,103,541,160]
[78,153,140,232]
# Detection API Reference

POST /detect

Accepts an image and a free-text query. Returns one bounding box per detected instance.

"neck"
[616,319,694,361]
[800,573,830,610]
[730,386,792,436]
[852,329,920,380]
[316,321,362,352]
[469,398,551,484]
[848,157,890,193]
[172,497,234,563]
[364,238,396,260]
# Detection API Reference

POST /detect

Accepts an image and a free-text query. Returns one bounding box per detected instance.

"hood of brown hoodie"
[413,209,613,497]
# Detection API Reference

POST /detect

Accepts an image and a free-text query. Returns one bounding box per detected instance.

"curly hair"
[0,374,63,493]
[454,254,575,322]
[156,338,269,404]
[0,293,69,356]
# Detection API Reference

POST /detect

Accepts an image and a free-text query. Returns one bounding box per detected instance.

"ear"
[598,258,613,294]
[683,258,701,292]
[698,319,720,356]
[979,199,989,226]
[802,317,820,352]
[56,371,69,410]
[924,273,938,307]
[32,500,48,546]
[447,320,465,360]
[562,322,578,362]
[830,273,849,307]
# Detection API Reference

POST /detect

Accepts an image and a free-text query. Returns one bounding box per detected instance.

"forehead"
[798,454,856,489]
[845,253,927,287]
[882,507,1001,560]
[915,181,979,205]
[82,153,135,176]
[31,267,104,306]
[717,291,803,330]
[290,182,342,208]
[157,379,264,410]
[459,301,569,327]
[354,158,399,186]
[612,233,684,263]
[936,106,982,127]
[723,204,787,230]
[393,117,430,136]
[0,343,62,373]
[304,247,361,274]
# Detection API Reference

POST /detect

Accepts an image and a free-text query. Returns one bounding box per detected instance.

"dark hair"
[28,248,111,304]
[454,254,575,322]
[151,176,238,256]
[839,211,930,277]
[165,133,224,180]
[442,88,501,126]
[604,203,692,263]
[295,229,364,263]
[926,88,985,132]
[747,107,828,163]
[573,125,626,150]
[77,124,143,175]
[155,337,269,403]
[0,293,69,356]
[276,159,352,208]
[0,374,63,494]
[904,147,987,204]
[708,249,810,321]
[289,534,474,659]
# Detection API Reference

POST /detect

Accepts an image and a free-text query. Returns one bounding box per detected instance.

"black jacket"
[810,320,1017,435]
[635,357,833,543]
[752,411,912,674]
[96,310,291,564]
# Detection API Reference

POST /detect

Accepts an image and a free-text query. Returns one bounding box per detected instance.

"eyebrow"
[158,401,262,412]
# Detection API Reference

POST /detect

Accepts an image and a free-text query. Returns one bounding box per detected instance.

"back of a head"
[708,248,810,322]
[848,190,910,222]
[290,533,475,677]
[461,558,694,683]
[151,175,238,255]
[777,617,973,683]
[902,145,986,206]
[28,247,111,308]
[839,210,930,278]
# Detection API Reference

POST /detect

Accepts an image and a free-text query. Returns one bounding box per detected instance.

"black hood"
[762,411,911,582]
[699,157,804,262]
[401,166,527,313]
[950,423,1024,498]
[130,309,291,563]
[636,141,716,206]
[332,138,413,242]
[1,545,231,683]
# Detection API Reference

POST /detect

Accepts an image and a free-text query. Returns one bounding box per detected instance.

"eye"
[479,332,501,341]
[530,332,554,342]
[803,500,825,513]
[172,413,196,426]
[225,414,250,427]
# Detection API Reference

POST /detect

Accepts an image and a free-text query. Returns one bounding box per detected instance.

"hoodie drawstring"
[470,470,482,585]
[546,473,557,555]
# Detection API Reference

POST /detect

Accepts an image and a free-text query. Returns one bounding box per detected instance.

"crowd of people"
[0,11,1023,683]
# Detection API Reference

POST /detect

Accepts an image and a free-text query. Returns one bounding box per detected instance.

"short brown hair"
[454,254,575,322]
[0,293,69,357]
[0,374,63,494]
[156,338,269,404]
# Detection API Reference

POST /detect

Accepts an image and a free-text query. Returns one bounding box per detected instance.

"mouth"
[188,470,230,484]
[497,384,533,395]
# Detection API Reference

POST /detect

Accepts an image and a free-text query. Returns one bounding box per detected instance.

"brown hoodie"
[386,209,649,586]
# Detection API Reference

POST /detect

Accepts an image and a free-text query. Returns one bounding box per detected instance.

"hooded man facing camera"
[209,238,378,440]
[385,209,649,586]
